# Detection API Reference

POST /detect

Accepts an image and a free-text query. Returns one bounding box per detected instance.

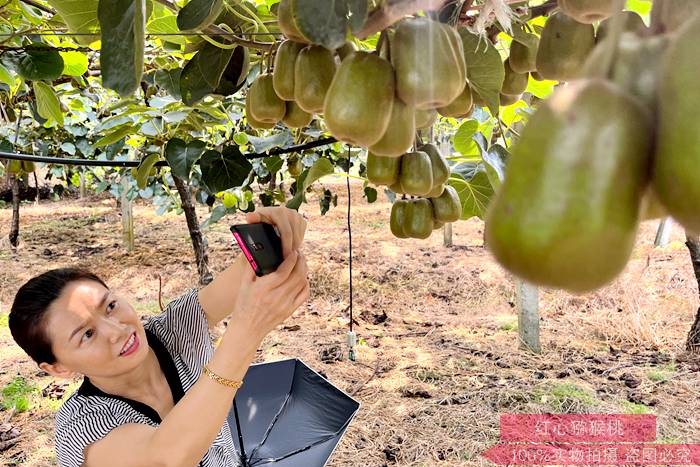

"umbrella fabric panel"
[228,359,359,466]
[248,430,352,466]
[230,359,297,450]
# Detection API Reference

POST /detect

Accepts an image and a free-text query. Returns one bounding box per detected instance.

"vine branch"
[152,0,274,50]
[357,0,450,39]
[18,0,55,15]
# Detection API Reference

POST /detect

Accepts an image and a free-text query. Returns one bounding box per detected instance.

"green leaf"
[459,28,504,116]
[291,0,368,50]
[199,146,253,193]
[453,119,479,155]
[213,45,250,96]
[94,124,134,147]
[0,63,15,87]
[154,67,182,99]
[500,100,529,128]
[136,153,160,189]
[33,81,64,126]
[233,133,249,146]
[177,0,223,31]
[98,0,146,97]
[59,51,88,76]
[164,138,206,180]
[526,74,557,99]
[263,155,283,173]
[626,0,652,16]
[286,157,335,209]
[448,169,494,220]
[28,100,47,125]
[17,47,64,80]
[147,3,188,45]
[46,0,100,44]
[180,42,234,105]
[482,144,509,189]
[363,185,377,203]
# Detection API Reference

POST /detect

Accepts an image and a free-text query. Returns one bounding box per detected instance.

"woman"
[8,206,310,467]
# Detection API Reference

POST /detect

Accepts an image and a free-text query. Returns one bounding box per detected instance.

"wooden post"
[121,176,134,252]
[654,217,673,248]
[443,222,453,247]
[79,170,86,199]
[516,280,541,353]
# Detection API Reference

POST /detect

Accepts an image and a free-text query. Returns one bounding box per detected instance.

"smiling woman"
[6,206,311,467]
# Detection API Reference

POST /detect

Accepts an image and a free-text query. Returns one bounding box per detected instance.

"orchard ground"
[1,178,699,466]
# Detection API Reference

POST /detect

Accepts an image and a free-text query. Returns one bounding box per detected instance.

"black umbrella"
[227,358,360,466]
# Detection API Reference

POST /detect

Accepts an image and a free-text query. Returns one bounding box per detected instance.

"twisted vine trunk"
[684,233,700,352]
[9,175,20,248]
[173,175,213,285]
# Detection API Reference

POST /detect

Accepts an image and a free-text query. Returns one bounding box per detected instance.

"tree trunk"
[33,172,39,207]
[684,233,700,352]
[9,175,20,248]
[173,175,213,285]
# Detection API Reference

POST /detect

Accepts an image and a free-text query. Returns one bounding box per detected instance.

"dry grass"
[1,179,700,466]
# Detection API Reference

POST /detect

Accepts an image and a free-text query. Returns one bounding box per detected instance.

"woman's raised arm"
[198,206,307,328]
[82,250,310,467]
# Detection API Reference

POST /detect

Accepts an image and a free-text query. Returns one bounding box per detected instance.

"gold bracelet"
[203,365,243,390]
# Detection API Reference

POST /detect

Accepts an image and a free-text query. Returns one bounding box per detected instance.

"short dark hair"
[9,268,109,365]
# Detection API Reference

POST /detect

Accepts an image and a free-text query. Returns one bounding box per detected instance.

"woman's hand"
[246,206,307,258]
[229,249,310,341]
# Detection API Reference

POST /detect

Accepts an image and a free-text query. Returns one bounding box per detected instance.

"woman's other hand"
[245,207,307,258]
[230,249,310,341]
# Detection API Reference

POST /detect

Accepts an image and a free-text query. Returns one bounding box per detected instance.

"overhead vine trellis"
[5,0,698,356]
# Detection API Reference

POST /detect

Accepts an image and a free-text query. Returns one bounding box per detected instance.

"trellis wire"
[0,137,337,166]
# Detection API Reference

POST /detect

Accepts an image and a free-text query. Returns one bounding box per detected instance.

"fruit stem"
[595,0,627,80]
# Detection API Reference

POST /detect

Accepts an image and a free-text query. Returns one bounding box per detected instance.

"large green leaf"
[0,64,14,87]
[291,0,368,50]
[180,42,234,105]
[98,0,146,97]
[164,138,206,180]
[17,47,64,80]
[59,51,88,76]
[286,157,335,209]
[33,81,64,126]
[94,124,134,147]
[481,144,509,189]
[155,68,182,99]
[177,0,223,31]
[213,45,250,97]
[459,28,504,116]
[453,119,479,156]
[147,3,188,45]
[46,0,100,44]
[200,146,253,193]
[448,169,494,220]
[526,74,557,99]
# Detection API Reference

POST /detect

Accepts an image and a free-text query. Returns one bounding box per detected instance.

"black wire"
[0,137,337,166]
[346,146,353,334]
[0,31,283,37]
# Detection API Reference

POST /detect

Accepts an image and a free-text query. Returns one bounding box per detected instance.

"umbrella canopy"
[227,358,360,466]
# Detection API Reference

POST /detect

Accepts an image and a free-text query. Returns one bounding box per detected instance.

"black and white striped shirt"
[54,288,242,467]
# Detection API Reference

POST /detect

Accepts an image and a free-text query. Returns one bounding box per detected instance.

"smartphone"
[230,223,285,277]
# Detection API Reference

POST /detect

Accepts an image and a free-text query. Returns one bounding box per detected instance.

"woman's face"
[40,279,149,379]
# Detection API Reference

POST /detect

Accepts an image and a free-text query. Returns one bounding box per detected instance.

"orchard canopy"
[1,0,699,293]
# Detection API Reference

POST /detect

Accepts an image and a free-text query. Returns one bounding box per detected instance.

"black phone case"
[230,223,284,277]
